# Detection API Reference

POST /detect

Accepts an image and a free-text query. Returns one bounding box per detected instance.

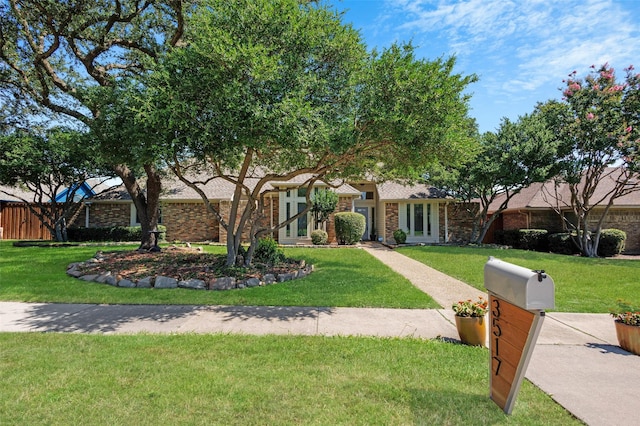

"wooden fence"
[0,203,53,240]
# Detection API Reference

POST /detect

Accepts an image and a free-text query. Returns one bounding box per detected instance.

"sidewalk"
[1,244,639,425]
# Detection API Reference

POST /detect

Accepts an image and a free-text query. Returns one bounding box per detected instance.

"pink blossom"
[586,112,595,120]
[626,126,633,133]
[570,82,581,91]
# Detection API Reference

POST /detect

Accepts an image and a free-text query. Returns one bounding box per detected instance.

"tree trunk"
[114,163,162,250]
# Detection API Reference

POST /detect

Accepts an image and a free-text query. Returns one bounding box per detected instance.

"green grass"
[0,333,578,425]
[0,241,437,308]
[398,245,640,313]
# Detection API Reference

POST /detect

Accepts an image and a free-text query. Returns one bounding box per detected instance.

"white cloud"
[385,0,640,96]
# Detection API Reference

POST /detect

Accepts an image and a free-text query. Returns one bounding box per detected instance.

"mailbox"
[484,257,555,415]
[484,256,555,310]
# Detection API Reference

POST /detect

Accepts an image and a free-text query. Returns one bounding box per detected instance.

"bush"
[67,225,166,242]
[519,229,549,251]
[253,236,285,265]
[393,229,407,244]
[310,229,328,245]
[495,229,548,251]
[598,229,626,257]
[494,229,520,247]
[547,232,580,255]
[334,212,366,245]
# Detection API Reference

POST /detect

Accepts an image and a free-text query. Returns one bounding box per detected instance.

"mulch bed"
[74,246,304,282]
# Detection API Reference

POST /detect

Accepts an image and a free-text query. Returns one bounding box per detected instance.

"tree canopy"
[135,0,478,265]
[542,64,640,257]
[427,109,560,244]
[0,0,188,248]
[0,127,110,241]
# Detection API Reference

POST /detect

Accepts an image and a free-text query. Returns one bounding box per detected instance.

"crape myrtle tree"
[0,126,110,241]
[0,0,187,249]
[542,64,640,257]
[138,0,478,266]
[427,110,560,244]
[311,189,339,230]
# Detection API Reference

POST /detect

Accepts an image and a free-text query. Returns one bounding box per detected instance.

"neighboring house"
[0,184,52,240]
[86,173,474,245]
[486,170,640,253]
[0,180,109,240]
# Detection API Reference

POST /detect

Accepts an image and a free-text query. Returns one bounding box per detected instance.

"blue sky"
[329,0,640,133]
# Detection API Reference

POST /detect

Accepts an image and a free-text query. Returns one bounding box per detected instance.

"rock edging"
[66,253,314,291]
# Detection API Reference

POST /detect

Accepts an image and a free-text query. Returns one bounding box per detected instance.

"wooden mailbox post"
[484,257,555,414]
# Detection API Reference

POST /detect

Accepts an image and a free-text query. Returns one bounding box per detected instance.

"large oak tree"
[0,0,187,248]
[137,0,478,266]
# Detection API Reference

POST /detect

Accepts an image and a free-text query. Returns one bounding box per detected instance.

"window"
[280,187,311,240]
[399,202,436,240]
[286,203,291,237]
[131,205,162,226]
[415,204,424,236]
[297,202,308,236]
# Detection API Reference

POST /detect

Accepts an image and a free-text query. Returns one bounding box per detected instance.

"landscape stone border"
[66,251,314,291]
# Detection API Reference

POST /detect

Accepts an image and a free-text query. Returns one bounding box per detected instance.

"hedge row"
[495,228,626,257]
[66,225,167,243]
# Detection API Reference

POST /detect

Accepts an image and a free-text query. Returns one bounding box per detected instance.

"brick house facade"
[83,174,475,246]
[487,172,640,253]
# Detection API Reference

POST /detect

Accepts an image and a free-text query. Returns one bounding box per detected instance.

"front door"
[355,207,369,241]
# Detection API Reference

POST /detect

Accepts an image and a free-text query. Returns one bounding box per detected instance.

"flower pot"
[614,321,640,356]
[455,315,487,346]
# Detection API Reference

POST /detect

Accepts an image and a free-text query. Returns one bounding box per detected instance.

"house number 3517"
[492,297,502,376]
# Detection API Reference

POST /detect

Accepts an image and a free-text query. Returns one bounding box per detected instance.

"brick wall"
[385,203,398,242]
[529,211,564,232]
[502,211,529,230]
[442,202,476,243]
[90,203,130,227]
[591,209,640,253]
[162,202,219,242]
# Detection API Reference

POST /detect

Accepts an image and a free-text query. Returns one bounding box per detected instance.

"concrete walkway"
[1,244,639,425]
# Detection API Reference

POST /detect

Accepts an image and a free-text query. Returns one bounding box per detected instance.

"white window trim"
[398,201,439,243]
[278,188,311,243]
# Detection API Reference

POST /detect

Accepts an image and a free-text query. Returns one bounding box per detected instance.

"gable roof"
[376,181,449,201]
[92,173,361,202]
[488,167,640,213]
[0,178,112,203]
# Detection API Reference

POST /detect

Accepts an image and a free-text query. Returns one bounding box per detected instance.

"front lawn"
[0,333,578,425]
[0,241,437,308]
[398,245,640,313]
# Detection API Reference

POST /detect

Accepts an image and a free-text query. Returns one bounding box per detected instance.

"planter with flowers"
[452,297,488,346]
[612,308,640,356]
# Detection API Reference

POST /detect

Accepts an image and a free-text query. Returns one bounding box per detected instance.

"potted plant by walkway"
[452,297,488,346]
[612,303,640,356]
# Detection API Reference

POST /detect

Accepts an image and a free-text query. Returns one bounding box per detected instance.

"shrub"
[310,229,328,245]
[495,229,548,251]
[393,229,407,244]
[494,229,520,247]
[67,225,166,242]
[598,229,626,257]
[547,232,580,255]
[519,229,549,251]
[253,236,285,265]
[334,212,366,245]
